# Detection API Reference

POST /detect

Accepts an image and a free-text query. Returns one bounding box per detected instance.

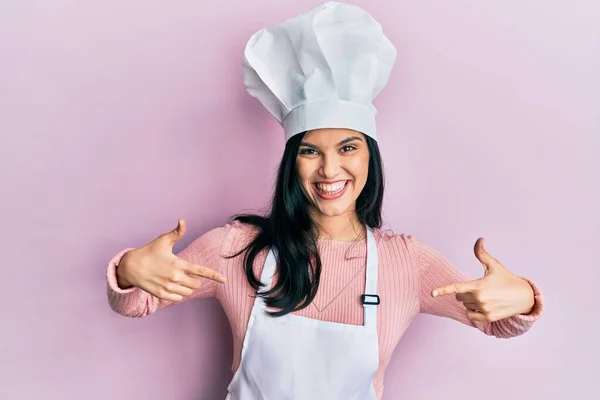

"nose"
[319,152,341,179]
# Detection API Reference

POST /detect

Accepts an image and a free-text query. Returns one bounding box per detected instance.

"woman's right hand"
[116,219,227,302]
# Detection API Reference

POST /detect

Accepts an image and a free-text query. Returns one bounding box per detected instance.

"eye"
[299,148,318,155]
[341,145,357,153]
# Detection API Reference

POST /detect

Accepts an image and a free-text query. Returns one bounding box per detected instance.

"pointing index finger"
[184,261,227,283]
[432,281,476,297]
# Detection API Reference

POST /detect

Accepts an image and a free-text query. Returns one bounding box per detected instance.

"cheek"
[347,157,369,184]
[295,161,314,185]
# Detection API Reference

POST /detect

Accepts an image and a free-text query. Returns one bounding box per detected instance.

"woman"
[106,2,544,399]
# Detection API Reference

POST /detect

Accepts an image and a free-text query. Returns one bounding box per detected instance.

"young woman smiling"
[106,2,544,399]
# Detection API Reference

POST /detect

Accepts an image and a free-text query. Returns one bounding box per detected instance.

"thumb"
[474,237,497,275]
[165,218,186,245]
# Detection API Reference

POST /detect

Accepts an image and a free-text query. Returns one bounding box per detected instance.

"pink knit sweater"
[106,221,544,399]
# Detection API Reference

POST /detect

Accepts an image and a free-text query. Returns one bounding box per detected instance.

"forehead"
[302,128,364,144]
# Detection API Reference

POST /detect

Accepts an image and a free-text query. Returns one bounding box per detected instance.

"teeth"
[316,181,346,194]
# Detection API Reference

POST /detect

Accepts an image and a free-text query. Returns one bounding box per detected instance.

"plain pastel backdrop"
[1,0,598,399]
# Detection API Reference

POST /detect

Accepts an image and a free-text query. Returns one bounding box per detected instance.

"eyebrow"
[300,136,363,149]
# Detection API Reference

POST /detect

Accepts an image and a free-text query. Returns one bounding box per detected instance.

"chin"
[312,200,355,217]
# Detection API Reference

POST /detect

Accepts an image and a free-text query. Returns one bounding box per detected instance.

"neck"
[310,209,365,242]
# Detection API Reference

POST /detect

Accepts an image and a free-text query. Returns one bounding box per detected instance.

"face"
[296,128,370,219]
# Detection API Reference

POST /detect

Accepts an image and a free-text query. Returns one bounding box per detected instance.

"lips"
[312,180,349,200]
[315,180,347,194]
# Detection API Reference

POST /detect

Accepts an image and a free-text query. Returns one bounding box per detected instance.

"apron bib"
[226,227,380,400]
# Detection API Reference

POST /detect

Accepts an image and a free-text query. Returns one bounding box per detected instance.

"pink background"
[1,0,598,399]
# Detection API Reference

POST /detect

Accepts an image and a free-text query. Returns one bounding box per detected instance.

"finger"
[474,237,500,273]
[455,292,476,302]
[152,285,186,302]
[184,261,227,283]
[163,282,194,298]
[161,218,187,245]
[432,281,477,297]
[171,271,204,291]
[467,310,493,322]
[462,302,481,311]
[157,292,184,302]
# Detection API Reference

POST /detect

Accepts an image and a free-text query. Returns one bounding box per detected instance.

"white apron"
[225,227,380,400]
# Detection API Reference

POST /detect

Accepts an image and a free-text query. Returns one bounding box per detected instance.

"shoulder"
[368,229,425,284]
[369,228,418,268]
[220,219,263,256]
[371,228,441,268]
[372,227,417,253]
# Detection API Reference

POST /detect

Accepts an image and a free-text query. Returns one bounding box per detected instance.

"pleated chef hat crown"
[243,1,397,142]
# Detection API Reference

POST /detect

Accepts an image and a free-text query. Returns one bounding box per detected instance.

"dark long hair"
[228,131,385,316]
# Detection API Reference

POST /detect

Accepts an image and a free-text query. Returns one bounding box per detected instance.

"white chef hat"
[243,1,397,142]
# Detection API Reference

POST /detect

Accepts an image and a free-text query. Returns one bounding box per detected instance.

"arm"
[106,224,232,318]
[410,236,544,338]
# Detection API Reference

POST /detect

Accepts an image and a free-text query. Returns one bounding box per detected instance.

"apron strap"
[362,227,379,332]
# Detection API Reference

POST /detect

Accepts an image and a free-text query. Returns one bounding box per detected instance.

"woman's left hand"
[431,238,535,322]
